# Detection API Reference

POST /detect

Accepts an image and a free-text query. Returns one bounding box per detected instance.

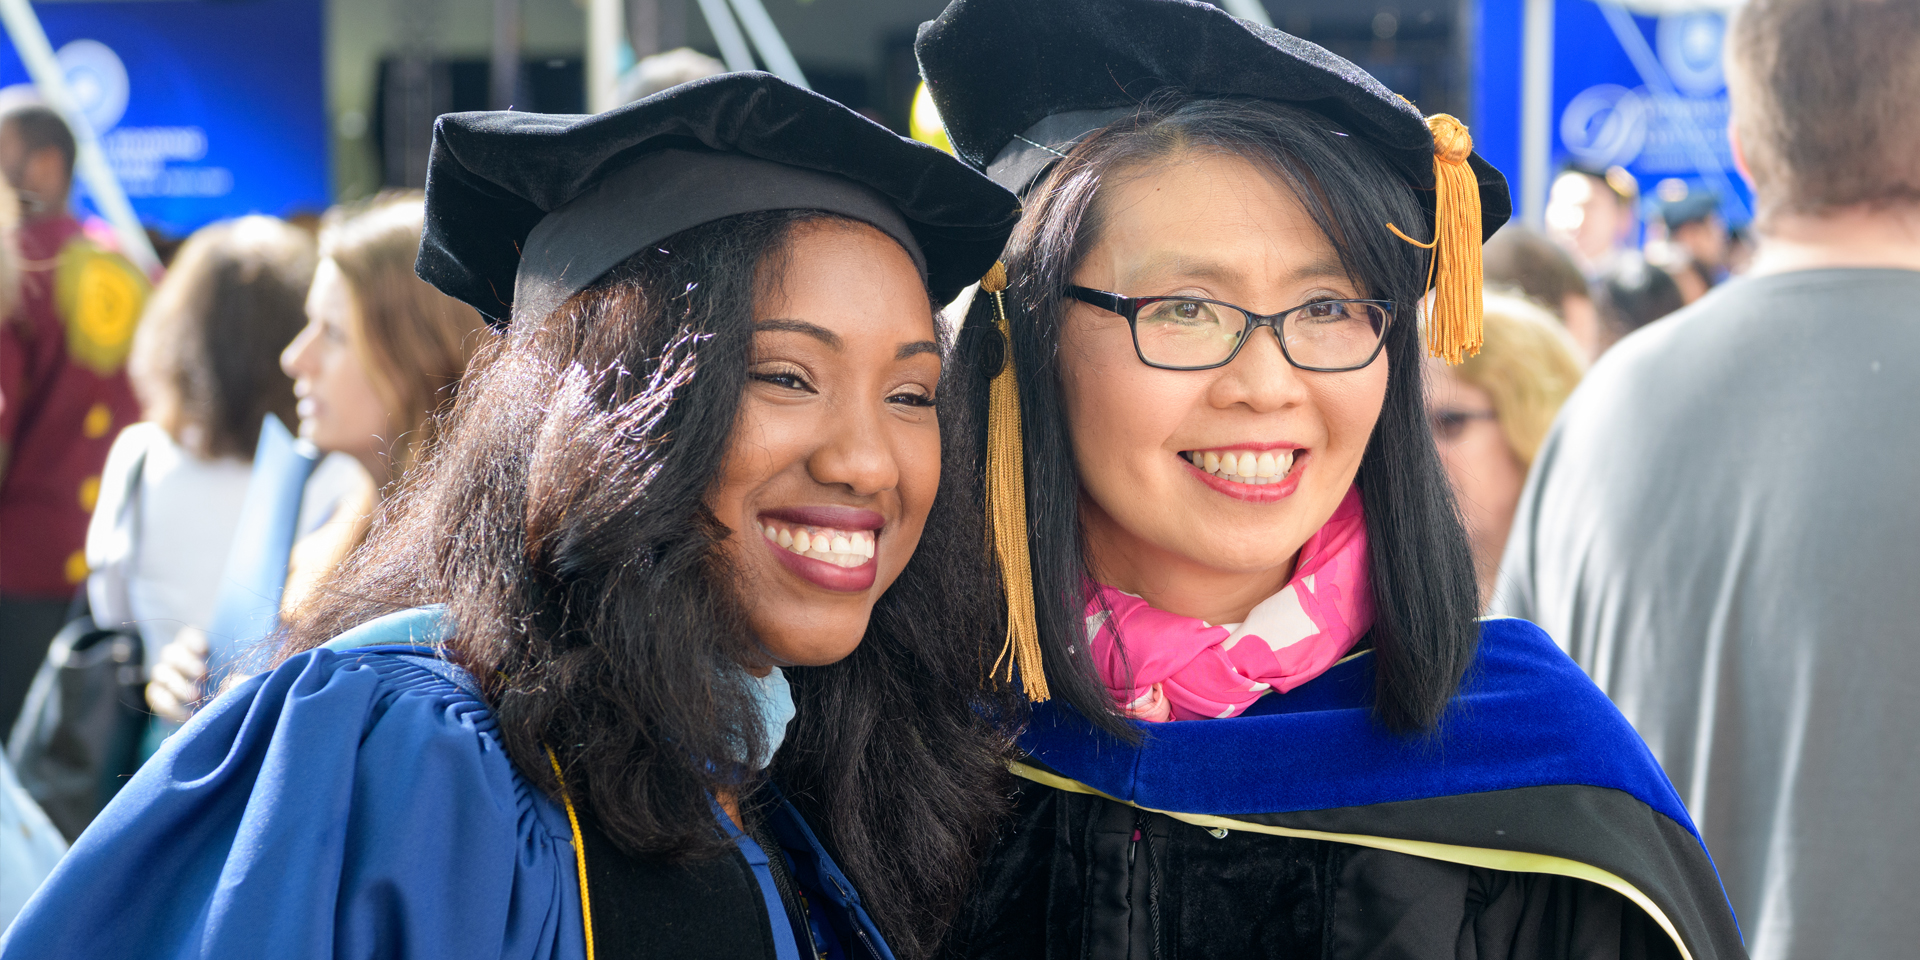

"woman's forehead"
[1083,159,1347,290]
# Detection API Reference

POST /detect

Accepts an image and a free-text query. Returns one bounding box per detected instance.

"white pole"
[1218,0,1275,28]
[1519,0,1555,228]
[0,0,158,273]
[586,0,624,113]
[491,0,522,110]
[725,0,807,89]
[693,0,756,75]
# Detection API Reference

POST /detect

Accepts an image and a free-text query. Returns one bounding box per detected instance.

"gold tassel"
[980,261,1049,702]
[1385,113,1485,365]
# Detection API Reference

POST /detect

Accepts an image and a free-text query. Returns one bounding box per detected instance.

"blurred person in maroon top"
[0,103,150,730]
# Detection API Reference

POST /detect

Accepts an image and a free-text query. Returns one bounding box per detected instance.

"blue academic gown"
[0,608,887,960]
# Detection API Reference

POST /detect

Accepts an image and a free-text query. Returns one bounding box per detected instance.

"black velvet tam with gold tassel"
[916,0,1510,229]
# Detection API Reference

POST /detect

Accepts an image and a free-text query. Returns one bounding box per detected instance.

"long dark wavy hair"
[280,210,1012,959]
[961,93,1480,736]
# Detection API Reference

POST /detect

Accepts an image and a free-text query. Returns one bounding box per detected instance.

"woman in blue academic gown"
[916,1,1747,957]
[0,73,1020,960]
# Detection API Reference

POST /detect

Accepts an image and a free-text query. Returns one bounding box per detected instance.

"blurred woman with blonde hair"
[273,192,488,610]
[145,193,486,721]
[1425,291,1585,606]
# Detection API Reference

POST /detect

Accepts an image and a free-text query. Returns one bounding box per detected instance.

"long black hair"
[281,209,1012,959]
[960,93,1480,736]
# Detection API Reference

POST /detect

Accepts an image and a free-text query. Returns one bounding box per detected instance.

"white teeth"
[758,521,876,569]
[1186,449,1296,486]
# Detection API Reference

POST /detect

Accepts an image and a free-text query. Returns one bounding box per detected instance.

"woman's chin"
[759,635,866,669]
[1139,520,1317,578]
[747,600,874,669]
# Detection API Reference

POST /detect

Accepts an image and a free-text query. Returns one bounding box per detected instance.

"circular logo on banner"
[1561,84,1649,167]
[1657,13,1727,97]
[57,39,130,133]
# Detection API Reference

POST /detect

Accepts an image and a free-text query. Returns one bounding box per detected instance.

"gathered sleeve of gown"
[0,645,587,960]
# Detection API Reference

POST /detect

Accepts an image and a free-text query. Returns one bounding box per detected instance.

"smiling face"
[1061,151,1389,624]
[705,219,944,668]
[281,258,397,484]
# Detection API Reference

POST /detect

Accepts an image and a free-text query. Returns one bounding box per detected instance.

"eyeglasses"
[1429,408,1498,442]
[1065,286,1394,372]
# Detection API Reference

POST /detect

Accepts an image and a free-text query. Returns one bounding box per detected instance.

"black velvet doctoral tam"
[916,0,1510,239]
[416,72,1022,326]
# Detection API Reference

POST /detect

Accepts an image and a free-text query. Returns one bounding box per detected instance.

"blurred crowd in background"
[1437,161,1742,604]
[0,94,489,918]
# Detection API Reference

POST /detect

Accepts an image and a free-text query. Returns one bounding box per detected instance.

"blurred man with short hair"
[1655,188,1731,301]
[1544,163,1640,274]
[1483,223,1607,360]
[1497,1,1920,956]
[0,103,149,730]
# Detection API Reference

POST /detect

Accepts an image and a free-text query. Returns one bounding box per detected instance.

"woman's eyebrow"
[1122,252,1349,288]
[897,340,940,360]
[1122,253,1239,287]
[756,318,842,349]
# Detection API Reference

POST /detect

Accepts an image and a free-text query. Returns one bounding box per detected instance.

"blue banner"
[0,0,328,236]
[1474,0,1752,226]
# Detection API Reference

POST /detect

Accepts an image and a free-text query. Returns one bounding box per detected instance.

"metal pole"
[587,0,625,113]
[692,0,755,75]
[725,0,806,88]
[491,0,522,110]
[0,0,158,273]
[1217,0,1274,28]
[1519,0,1554,228]
[627,0,662,60]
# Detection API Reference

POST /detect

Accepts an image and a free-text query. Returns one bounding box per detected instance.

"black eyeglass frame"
[1065,285,1396,373]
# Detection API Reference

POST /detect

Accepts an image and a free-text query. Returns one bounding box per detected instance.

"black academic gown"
[942,619,1745,960]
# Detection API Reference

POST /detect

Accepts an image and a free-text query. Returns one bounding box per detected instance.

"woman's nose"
[806,405,902,498]
[281,324,317,379]
[1209,325,1309,411]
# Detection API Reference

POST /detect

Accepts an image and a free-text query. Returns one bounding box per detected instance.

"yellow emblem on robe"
[82,401,112,438]
[56,240,149,377]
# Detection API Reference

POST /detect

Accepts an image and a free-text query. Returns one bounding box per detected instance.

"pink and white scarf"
[1087,486,1375,722]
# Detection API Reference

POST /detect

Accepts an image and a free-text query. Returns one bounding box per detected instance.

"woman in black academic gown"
[0,75,1020,960]
[915,1,1747,958]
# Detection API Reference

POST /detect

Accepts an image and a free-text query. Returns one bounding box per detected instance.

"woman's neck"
[1082,504,1297,625]
[351,449,392,491]
[716,790,744,830]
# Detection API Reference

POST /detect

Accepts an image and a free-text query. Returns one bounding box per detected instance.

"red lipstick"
[1180,451,1306,503]
[756,506,885,593]
[766,541,878,592]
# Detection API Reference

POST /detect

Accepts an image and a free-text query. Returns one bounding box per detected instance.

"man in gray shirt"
[1495,1,1920,957]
